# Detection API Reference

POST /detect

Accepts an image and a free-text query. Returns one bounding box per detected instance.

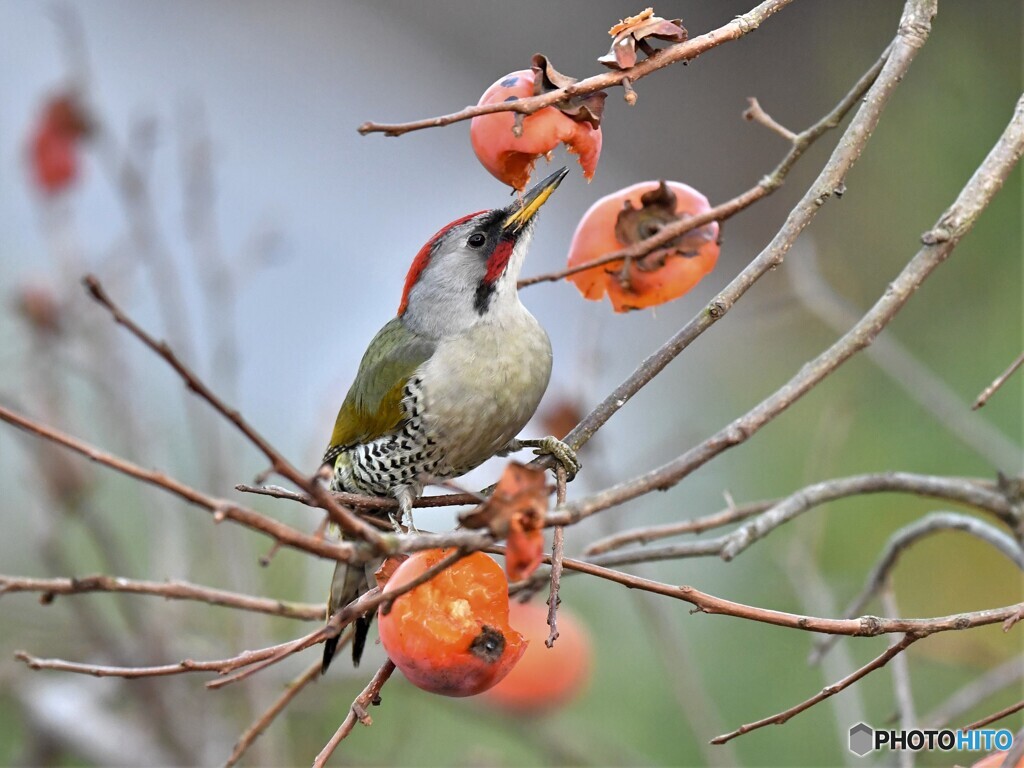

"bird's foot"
[513,436,581,482]
[391,489,419,533]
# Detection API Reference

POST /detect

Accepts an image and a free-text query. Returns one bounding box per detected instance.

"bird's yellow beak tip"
[503,167,570,231]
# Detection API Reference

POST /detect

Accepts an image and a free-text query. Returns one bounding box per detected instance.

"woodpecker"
[320,168,579,672]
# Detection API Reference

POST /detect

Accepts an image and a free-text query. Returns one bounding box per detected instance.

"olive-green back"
[323,318,435,462]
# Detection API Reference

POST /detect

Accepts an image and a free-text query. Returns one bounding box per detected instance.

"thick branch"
[357,0,794,136]
[549,0,936,461]
[585,472,1013,558]
[520,48,888,288]
[557,86,1024,525]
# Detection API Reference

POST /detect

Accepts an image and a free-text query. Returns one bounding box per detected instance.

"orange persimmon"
[470,59,604,191]
[377,549,526,697]
[566,180,720,312]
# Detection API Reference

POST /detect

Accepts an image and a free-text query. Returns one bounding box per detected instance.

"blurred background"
[0,1,1020,766]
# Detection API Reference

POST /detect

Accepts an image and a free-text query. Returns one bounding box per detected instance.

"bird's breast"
[417,309,552,475]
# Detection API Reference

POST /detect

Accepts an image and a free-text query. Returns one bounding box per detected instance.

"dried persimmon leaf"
[609,8,655,36]
[530,53,607,128]
[458,462,549,536]
[599,9,687,70]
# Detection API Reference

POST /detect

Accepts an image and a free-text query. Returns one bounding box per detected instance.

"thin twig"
[225,661,323,768]
[0,403,358,563]
[357,0,794,136]
[547,558,1024,637]
[584,499,772,555]
[313,659,396,768]
[743,96,798,140]
[720,474,1019,560]
[922,656,1024,728]
[14,638,302,679]
[236,483,482,511]
[0,574,323,621]
[974,350,1024,410]
[83,275,384,546]
[519,49,888,289]
[964,700,1024,731]
[789,241,1021,470]
[810,512,1024,665]
[546,466,567,648]
[556,86,1024,525]
[711,634,921,745]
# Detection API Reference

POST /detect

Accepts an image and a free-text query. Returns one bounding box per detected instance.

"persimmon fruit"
[377,549,526,697]
[28,93,91,195]
[567,180,720,312]
[471,67,603,192]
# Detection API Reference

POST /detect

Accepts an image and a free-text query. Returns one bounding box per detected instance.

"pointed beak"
[502,167,570,233]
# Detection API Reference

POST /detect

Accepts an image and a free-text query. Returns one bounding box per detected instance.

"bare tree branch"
[584,499,771,556]
[313,660,396,767]
[0,574,322,621]
[549,0,938,464]
[556,85,1024,525]
[810,512,1024,665]
[711,634,921,745]
[974,350,1024,410]
[575,474,1017,569]
[546,557,1024,637]
[546,466,567,647]
[0,403,357,563]
[357,0,794,136]
[964,700,1024,732]
[14,637,306,680]
[922,656,1024,729]
[237,482,482,511]
[225,661,323,768]
[83,275,385,546]
[721,474,1019,561]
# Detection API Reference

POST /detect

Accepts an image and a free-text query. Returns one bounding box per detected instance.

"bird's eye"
[468,232,486,248]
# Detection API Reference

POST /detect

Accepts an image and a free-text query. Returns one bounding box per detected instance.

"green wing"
[322,318,435,463]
